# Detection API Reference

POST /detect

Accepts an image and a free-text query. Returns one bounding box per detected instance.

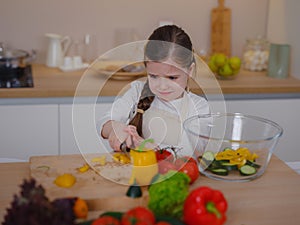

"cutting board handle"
[218,0,225,9]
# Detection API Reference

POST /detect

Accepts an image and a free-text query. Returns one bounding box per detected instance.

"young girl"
[101,25,209,155]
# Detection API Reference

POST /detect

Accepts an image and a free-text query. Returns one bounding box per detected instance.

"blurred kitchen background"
[0,0,299,77]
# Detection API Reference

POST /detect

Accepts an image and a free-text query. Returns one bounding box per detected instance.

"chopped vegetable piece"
[54,173,76,188]
[220,162,238,171]
[112,153,131,164]
[239,165,257,176]
[77,163,90,173]
[210,168,229,176]
[201,151,215,162]
[246,160,261,168]
[91,156,106,165]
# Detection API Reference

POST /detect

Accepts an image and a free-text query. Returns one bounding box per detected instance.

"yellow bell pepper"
[91,155,107,165]
[77,163,90,173]
[112,153,131,164]
[129,139,158,186]
[215,147,258,168]
[54,173,76,188]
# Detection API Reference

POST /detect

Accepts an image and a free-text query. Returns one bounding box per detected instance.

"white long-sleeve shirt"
[98,80,210,155]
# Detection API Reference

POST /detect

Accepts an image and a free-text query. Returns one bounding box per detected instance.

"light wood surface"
[1,64,300,99]
[29,154,133,200]
[1,155,300,224]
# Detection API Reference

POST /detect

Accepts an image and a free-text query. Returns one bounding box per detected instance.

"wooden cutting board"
[29,154,148,214]
[211,0,231,56]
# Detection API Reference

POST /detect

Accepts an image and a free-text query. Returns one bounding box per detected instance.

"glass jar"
[243,37,269,71]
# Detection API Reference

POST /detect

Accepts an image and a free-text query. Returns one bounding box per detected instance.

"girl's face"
[146,59,193,101]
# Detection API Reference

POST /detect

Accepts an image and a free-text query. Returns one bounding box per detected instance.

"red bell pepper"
[183,186,228,225]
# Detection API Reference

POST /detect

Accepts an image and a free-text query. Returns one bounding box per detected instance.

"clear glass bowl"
[183,113,283,182]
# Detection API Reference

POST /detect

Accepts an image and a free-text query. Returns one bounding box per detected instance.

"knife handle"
[120,141,131,152]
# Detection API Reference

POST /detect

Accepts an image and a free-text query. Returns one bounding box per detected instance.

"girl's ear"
[188,62,195,77]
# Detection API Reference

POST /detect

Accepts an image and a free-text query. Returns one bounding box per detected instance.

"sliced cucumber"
[202,151,215,162]
[199,151,215,168]
[210,168,229,176]
[246,160,261,168]
[239,165,257,176]
[220,162,238,171]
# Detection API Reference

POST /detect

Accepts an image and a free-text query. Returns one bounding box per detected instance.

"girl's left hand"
[124,125,158,150]
[123,125,143,148]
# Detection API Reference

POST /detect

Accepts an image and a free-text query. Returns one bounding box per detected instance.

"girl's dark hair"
[129,25,195,137]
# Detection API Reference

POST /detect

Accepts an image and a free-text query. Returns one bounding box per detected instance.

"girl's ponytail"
[129,80,154,137]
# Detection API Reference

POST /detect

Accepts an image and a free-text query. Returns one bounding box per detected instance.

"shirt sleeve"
[96,81,144,135]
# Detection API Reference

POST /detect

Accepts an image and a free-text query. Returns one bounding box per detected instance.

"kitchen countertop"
[1,155,300,224]
[1,64,300,101]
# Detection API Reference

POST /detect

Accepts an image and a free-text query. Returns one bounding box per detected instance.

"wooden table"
[1,156,300,224]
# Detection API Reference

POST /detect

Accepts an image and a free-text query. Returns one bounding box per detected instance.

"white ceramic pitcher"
[45,33,71,67]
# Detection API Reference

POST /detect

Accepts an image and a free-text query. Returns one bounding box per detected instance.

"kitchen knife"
[120,141,131,157]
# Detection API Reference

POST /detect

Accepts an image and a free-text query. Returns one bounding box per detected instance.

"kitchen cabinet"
[0,104,59,160]
[0,103,112,160]
[0,98,299,162]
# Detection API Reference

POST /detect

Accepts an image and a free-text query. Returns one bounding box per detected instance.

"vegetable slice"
[239,165,257,176]
[220,162,238,171]
[202,151,215,162]
[210,168,229,176]
[246,160,261,168]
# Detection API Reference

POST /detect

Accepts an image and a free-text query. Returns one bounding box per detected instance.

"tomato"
[121,206,155,225]
[178,161,199,184]
[158,160,177,174]
[92,216,120,225]
[155,149,174,162]
[175,156,197,169]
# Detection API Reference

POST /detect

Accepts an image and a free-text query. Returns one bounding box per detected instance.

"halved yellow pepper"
[129,139,158,186]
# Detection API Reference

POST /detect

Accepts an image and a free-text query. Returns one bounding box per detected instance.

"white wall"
[0,0,268,63]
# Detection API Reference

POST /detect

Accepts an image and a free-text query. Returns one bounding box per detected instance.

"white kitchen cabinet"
[0,98,299,163]
[0,104,59,161]
[59,103,112,155]
[224,98,300,162]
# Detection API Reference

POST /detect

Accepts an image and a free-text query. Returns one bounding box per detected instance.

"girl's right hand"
[106,121,130,151]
